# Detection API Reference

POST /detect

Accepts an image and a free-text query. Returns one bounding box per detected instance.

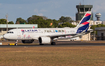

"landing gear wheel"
[51,42,56,45]
[15,40,18,46]
[39,43,44,45]
[15,43,17,46]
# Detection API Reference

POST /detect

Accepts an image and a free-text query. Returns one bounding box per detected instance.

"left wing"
[48,29,93,39]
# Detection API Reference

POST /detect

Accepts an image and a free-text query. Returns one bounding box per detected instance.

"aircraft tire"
[51,42,56,45]
[22,40,34,43]
[39,43,44,45]
[15,44,17,46]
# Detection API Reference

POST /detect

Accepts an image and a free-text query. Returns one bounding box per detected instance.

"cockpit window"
[7,32,14,33]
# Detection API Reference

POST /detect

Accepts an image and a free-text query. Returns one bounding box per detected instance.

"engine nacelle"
[39,37,51,44]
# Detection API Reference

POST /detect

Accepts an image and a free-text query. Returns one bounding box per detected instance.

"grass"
[0,46,105,66]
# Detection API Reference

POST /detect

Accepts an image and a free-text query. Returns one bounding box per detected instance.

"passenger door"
[17,30,22,39]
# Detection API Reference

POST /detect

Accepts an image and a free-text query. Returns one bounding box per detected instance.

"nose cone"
[3,34,5,39]
[3,34,15,40]
[3,34,8,39]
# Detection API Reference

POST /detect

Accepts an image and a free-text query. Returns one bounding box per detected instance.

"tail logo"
[76,12,91,33]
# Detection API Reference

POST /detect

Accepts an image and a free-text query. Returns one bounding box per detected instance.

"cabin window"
[49,30,51,32]
[62,30,64,32]
[47,30,49,32]
[58,30,61,32]
[44,30,46,32]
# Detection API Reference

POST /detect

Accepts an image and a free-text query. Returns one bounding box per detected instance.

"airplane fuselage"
[4,28,77,40]
[3,11,92,45]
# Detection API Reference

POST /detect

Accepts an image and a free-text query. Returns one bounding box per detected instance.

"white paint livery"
[3,11,92,45]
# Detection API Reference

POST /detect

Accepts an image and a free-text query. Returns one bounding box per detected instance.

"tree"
[58,22,76,28]
[27,15,75,28]
[97,24,105,27]
[91,24,105,34]
[27,15,44,23]
[45,19,53,28]
[27,15,43,24]
[53,19,60,28]
[8,21,14,24]
[0,19,7,24]
[91,25,97,31]
[27,15,55,28]
[16,18,27,24]
[59,16,74,23]
[91,24,105,31]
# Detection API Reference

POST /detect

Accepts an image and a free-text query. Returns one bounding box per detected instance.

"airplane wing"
[49,34,76,38]
[48,29,93,39]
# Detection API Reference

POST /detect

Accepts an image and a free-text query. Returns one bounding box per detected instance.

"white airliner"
[3,11,92,45]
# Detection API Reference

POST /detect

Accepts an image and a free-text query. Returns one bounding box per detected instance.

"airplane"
[3,11,92,45]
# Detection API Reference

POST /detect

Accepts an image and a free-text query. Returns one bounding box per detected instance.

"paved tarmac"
[0,41,105,48]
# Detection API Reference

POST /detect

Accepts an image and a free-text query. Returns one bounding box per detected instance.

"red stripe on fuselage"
[82,22,89,25]
[21,29,24,31]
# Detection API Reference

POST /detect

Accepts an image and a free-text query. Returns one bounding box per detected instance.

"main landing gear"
[51,42,56,45]
[39,42,56,45]
[15,40,18,46]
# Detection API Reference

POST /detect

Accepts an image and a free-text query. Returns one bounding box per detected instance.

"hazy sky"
[0,0,104,23]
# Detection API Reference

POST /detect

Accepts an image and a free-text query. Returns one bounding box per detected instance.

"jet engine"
[39,37,51,44]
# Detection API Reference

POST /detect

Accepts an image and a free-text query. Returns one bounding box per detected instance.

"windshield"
[7,31,14,33]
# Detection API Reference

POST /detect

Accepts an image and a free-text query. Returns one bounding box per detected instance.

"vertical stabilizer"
[76,11,91,33]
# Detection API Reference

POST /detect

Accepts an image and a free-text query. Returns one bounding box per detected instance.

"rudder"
[76,11,91,33]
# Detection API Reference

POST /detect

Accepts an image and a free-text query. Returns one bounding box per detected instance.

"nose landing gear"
[15,40,18,46]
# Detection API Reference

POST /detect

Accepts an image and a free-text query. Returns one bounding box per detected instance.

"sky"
[0,0,105,23]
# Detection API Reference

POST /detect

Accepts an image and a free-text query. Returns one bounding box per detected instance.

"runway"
[0,41,105,47]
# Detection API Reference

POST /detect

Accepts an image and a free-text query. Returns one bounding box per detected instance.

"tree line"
[91,24,105,34]
[0,15,76,28]
[1,15,105,30]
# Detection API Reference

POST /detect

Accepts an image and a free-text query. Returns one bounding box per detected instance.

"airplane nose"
[3,35,5,38]
[3,34,6,39]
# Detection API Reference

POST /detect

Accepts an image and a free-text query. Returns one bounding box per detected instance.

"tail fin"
[76,11,91,33]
